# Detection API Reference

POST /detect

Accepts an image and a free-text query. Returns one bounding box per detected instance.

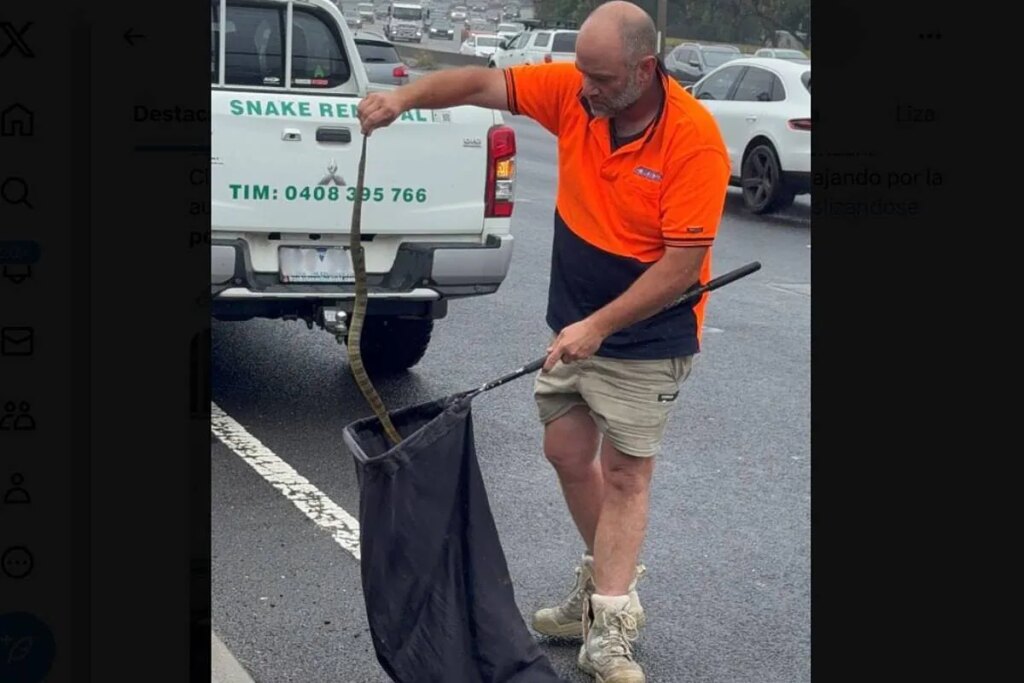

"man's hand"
[357,91,406,136]
[543,319,607,372]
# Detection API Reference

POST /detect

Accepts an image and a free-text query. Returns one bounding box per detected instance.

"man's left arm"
[543,148,730,371]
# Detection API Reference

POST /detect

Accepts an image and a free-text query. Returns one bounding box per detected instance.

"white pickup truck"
[211,0,516,373]
[489,25,578,68]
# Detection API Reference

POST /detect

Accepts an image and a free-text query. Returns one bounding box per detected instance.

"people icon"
[0,402,15,430]
[0,401,35,431]
[4,473,30,504]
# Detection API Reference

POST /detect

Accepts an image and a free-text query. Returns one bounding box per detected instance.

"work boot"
[531,554,646,638]
[577,593,645,683]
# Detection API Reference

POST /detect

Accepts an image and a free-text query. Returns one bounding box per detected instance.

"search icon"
[1,178,33,209]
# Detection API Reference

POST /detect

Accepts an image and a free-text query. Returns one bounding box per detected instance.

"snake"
[347,134,403,446]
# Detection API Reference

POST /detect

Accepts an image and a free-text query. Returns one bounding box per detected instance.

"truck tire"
[349,317,433,375]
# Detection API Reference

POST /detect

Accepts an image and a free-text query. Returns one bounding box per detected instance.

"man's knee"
[602,450,654,495]
[544,407,600,477]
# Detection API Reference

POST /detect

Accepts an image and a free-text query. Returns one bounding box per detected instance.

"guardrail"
[393,43,490,69]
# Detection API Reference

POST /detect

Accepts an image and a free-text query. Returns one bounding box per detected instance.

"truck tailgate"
[212,91,492,236]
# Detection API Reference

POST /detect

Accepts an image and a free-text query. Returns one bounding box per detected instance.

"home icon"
[1,103,33,136]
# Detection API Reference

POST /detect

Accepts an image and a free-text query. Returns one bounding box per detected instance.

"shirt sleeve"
[503,62,579,136]
[660,147,731,248]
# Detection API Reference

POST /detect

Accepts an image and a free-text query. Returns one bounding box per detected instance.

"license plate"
[279,247,353,283]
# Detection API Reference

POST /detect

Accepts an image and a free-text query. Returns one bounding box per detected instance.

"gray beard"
[589,71,646,118]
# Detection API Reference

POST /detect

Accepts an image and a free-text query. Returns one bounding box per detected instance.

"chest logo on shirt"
[634,166,662,182]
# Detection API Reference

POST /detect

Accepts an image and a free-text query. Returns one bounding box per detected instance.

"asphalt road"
[359,24,504,54]
[211,114,811,683]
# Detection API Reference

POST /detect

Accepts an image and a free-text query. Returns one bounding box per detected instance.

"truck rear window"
[291,9,351,87]
[213,0,351,88]
[552,32,578,53]
[356,41,401,64]
[222,5,285,86]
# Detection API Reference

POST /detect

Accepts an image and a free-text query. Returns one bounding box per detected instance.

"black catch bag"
[342,393,565,683]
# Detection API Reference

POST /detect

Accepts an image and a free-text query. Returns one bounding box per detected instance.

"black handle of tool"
[471,261,761,397]
[686,260,761,300]
[470,357,547,396]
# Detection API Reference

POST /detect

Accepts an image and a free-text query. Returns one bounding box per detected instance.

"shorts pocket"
[671,356,693,383]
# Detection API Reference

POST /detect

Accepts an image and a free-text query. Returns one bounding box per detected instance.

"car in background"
[664,43,742,85]
[688,57,811,214]
[489,27,577,67]
[460,32,502,57]
[461,16,490,39]
[353,30,410,85]
[344,12,364,30]
[428,18,457,39]
[502,3,520,20]
[495,21,524,41]
[449,4,468,20]
[753,47,810,64]
[358,2,376,23]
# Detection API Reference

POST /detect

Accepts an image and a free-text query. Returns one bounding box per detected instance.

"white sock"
[591,593,630,612]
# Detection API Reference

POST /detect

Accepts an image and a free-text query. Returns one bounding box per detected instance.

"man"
[359,3,729,681]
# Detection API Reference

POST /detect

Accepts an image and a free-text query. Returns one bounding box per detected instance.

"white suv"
[690,58,811,214]
[489,28,578,67]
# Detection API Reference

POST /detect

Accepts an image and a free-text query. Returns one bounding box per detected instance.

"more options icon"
[1,546,33,579]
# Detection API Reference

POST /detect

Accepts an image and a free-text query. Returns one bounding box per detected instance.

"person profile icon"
[4,473,30,504]
[14,402,35,431]
[0,402,16,431]
[1,402,35,431]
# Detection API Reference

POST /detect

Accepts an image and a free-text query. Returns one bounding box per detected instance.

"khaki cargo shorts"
[534,353,694,458]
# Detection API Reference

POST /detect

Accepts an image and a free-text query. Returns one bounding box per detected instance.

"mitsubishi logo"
[318,160,346,187]
[316,248,327,262]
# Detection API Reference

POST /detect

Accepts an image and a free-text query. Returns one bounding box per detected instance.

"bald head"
[578,1,658,66]
[574,2,661,118]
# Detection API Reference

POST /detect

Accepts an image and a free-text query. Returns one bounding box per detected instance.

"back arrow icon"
[124,28,145,46]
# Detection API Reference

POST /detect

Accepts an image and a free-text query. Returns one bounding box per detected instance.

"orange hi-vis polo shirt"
[503,61,730,359]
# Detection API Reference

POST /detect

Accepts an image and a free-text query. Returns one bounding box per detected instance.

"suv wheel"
[741,143,796,214]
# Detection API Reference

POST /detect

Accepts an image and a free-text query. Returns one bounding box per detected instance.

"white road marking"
[766,282,811,297]
[211,402,362,561]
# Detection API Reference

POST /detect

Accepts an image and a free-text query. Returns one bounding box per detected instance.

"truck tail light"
[485,125,516,218]
[543,53,552,63]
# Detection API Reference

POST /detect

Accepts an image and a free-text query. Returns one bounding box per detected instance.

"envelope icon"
[1,327,33,356]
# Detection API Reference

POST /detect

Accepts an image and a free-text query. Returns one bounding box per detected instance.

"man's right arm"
[357,66,508,134]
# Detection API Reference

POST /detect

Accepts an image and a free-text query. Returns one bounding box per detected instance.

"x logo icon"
[0,21,34,58]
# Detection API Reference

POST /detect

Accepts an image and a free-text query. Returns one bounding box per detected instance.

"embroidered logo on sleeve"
[634,166,662,182]
[686,226,704,233]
